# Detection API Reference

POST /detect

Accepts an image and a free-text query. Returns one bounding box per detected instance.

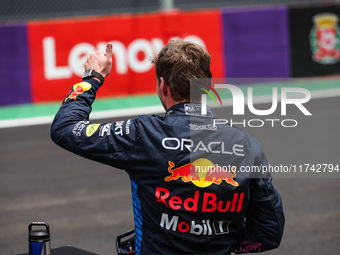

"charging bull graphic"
[164,161,200,182]
[64,82,92,102]
[164,159,238,188]
[203,165,238,186]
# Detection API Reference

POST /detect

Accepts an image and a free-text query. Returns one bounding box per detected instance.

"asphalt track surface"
[1,96,339,255]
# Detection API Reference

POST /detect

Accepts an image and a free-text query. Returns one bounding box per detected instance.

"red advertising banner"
[28,10,224,103]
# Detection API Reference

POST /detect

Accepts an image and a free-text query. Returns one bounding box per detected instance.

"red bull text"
[155,187,244,213]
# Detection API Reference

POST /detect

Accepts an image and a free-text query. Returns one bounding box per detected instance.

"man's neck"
[164,99,186,111]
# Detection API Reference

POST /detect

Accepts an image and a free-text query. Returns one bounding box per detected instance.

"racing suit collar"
[165,102,216,118]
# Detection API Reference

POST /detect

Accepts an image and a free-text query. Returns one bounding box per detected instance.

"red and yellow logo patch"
[65,82,92,102]
[164,158,238,188]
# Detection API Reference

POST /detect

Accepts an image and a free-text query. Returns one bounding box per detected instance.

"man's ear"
[160,77,169,96]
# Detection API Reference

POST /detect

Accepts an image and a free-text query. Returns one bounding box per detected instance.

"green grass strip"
[0,94,160,120]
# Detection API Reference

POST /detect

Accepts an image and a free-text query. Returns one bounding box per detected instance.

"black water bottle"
[28,222,51,255]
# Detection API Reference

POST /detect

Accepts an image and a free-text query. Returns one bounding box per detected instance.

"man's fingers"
[83,43,112,77]
[106,43,113,59]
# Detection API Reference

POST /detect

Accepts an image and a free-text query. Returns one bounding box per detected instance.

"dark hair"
[152,40,212,102]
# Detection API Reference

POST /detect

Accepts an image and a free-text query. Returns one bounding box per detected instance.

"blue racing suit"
[50,79,285,255]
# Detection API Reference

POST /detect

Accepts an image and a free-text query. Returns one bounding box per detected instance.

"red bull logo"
[155,187,244,213]
[164,162,200,183]
[203,165,238,186]
[65,82,92,102]
[164,158,238,187]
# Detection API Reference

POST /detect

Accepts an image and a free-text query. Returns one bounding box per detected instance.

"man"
[51,40,284,255]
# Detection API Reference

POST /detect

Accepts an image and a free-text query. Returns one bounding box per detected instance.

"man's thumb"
[106,42,113,59]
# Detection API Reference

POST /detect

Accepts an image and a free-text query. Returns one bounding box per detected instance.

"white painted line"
[0,116,55,129]
[0,105,164,129]
[311,88,340,99]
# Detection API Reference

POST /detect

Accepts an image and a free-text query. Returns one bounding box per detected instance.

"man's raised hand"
[84,42,113,78]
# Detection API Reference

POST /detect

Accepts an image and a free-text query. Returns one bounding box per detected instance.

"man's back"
[51,100,284,254]
[121,103,283,254]
[51,39,284,255]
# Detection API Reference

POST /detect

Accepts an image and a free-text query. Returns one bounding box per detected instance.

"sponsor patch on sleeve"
[86,123,100,137]
[65,82,92,102]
